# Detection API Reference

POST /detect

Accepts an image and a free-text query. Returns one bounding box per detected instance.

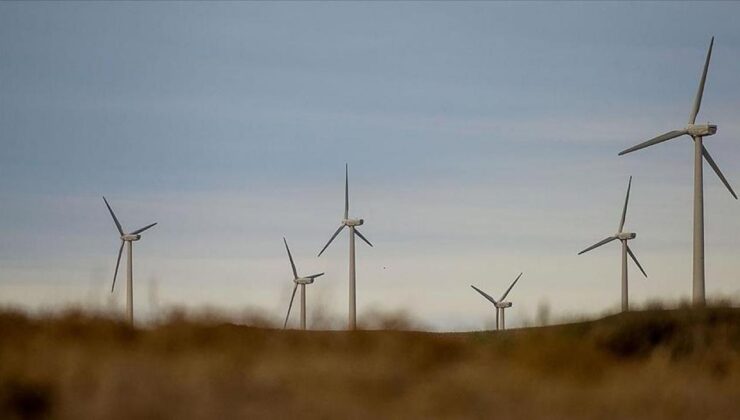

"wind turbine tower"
[578,177,647,312]
[282,238,324,330]
[318,164,373,330]
[470,273,523,331]
[618,37,736,306]
[103,197,157,325]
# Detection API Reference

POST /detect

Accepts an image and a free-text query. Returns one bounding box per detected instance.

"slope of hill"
[1,307,738,419]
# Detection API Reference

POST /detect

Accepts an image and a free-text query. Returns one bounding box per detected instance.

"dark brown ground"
[1,307,739,419]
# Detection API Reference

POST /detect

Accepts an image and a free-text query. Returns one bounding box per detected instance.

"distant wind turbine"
[317,164,373,330]
[103,197,157,325]
[618,37,736,306]
[578,177,647,312]
[470,272,523,331]
[282,238,324,330]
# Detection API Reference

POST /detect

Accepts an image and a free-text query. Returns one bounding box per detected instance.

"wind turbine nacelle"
[121,234,141,241]
[495,302,512,308]
[295,278,314,285]
[616,232,636,240]
[343,218,364,227]
[687,124,717,137]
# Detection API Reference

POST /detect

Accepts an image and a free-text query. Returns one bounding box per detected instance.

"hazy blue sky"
[2,2,739,330]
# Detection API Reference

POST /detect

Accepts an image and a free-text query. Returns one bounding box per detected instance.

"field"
[1,307,739,419]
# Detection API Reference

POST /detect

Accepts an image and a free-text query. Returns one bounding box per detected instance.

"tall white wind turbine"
[618,37,736,306]
[282,238,324,330]
[103,197,157,325]
[470,273,523,331]
[578,177,647,312]
[317,164,373,330]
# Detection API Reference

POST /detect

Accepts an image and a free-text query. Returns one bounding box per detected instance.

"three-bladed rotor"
[618,37,737,200]
[577,177,647,277]
[471,272,523,308]
[103,197,157,293]
[318,164,373,257]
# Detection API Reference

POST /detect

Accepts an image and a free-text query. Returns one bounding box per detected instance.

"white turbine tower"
[470,272,522,331]
[618,37,736,306]
[282,238,324,330]
[578,177,647,312]
[103,197,157,325]
[317,164,373,330]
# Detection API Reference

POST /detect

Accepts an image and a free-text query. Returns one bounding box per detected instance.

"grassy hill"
[1,307,739,419]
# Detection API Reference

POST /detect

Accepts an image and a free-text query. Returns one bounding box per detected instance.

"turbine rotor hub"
[616,232,636,240]
[294,277,314,285]
[687,123,717,137]
[343,218,364,227]
[495,302,512,308]
[121,234,142,241]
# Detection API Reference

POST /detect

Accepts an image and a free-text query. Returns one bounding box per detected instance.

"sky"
[1,2,739,331]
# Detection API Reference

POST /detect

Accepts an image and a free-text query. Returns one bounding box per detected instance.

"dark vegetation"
[1,307,739,419]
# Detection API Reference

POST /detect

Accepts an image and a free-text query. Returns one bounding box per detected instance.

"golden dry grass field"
[1,307,739,419]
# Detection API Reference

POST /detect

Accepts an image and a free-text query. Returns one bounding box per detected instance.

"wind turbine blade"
[283,284,298,329]
[578,236,617,255]
[130,222,157,235]
[317,225,345,257]
[344,163,349,219]
[283,237,298,279]
[626,244,647,278]
[307,272,325,279]
[618,130,687,156]
[702,145,738,199]
[689,36,714,125]
[111,241,124,293]
[354,228,373,247]
[499,272,523,302]
[103,197,124,236]
[470,285,497,305]
[618,176,632,233]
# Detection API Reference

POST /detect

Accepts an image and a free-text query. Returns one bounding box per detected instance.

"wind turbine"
[103,197,157,325]
[578,177,647,312]
[317,164,373,330]
[618,37,736,306]
[282,238,324,330]
[470,272,523,331]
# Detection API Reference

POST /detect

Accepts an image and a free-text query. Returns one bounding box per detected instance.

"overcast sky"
[1,2,739,330]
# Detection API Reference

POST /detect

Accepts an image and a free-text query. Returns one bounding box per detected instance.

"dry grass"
[1,307,739,419]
